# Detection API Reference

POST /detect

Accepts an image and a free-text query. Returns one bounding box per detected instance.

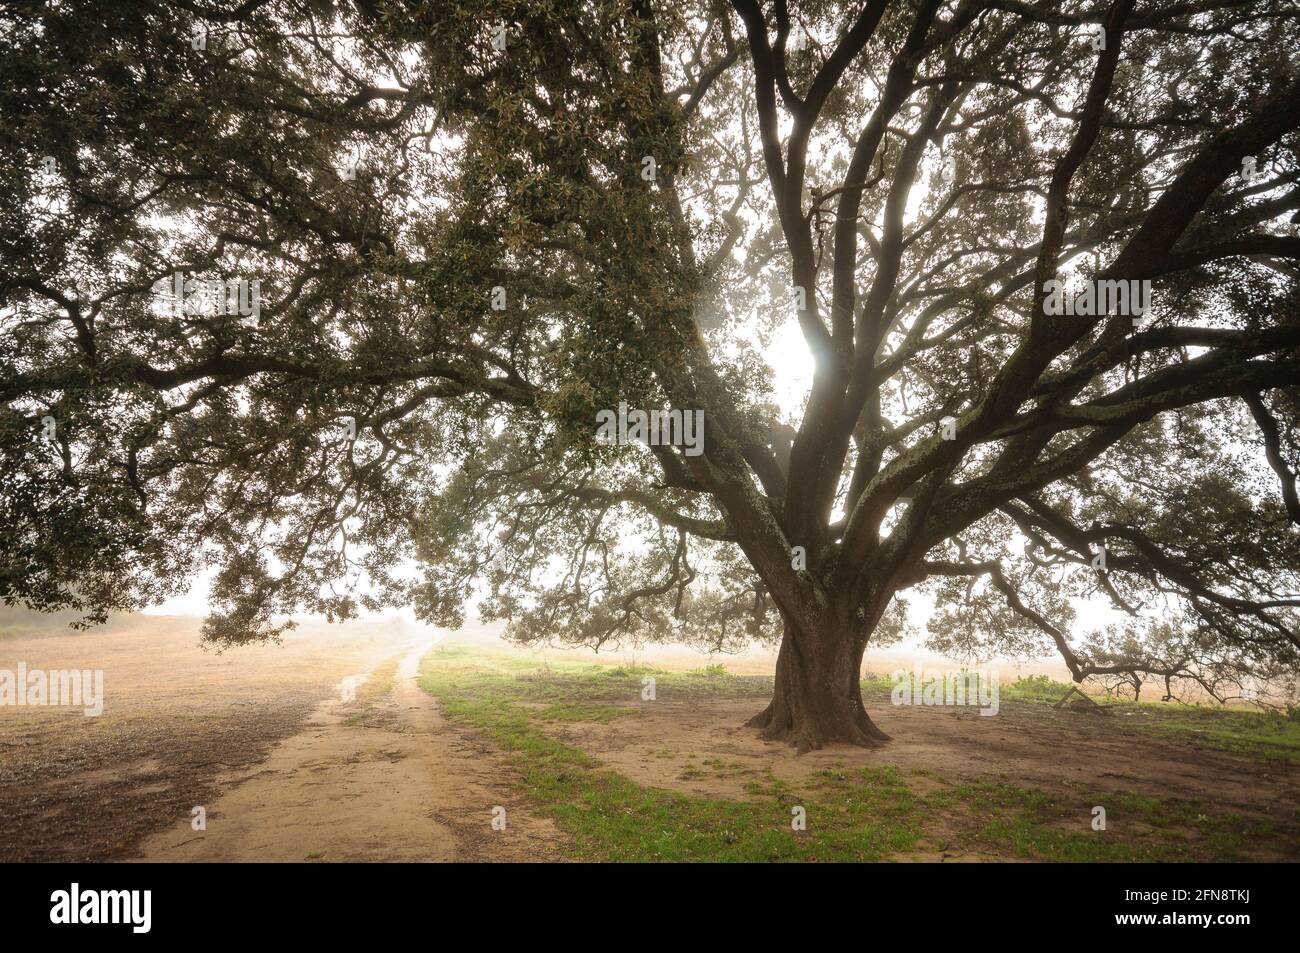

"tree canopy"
[3,0,1299,748]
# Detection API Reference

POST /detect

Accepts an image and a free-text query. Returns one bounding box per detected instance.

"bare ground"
[135,641,563,862]
[0,615,560,861]
[3,616,1296,861]
[543,690,1300,859]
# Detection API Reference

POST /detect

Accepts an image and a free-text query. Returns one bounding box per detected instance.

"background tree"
[2,0,1298,751]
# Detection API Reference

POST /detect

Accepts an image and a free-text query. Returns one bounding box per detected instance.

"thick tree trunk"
[746,619,891,753]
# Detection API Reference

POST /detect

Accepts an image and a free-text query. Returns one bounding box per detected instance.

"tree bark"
[746,617,891,753]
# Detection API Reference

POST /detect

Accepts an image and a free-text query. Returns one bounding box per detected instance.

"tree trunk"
[746,618,891,753]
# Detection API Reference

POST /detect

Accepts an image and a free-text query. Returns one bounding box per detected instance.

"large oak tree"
[3,0,1299,750]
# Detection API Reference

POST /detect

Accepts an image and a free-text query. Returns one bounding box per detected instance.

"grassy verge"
[419,647,1282,862]
[1004,674,1300,765]
[863,670,1300,765]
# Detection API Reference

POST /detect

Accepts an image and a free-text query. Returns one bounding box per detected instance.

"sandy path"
[136,640,565,862]
[0,614,427,861]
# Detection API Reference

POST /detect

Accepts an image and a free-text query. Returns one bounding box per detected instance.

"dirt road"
[136,640,563,862]
[0,613,562,862]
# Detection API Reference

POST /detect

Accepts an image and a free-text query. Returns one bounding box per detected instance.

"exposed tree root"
[746,698,890,753]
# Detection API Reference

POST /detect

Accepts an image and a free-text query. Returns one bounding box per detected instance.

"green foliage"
[1001,674,1076,703]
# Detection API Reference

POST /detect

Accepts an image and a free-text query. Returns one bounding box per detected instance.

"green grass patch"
[417,647,1286,862]
[872,670,1300,765]
[989,674,1300,766]
[999,673,1077,703]
[419,649,914,861]
[936,780,1276,862]
[534,701,633,723]
[1114,703,1300,765]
